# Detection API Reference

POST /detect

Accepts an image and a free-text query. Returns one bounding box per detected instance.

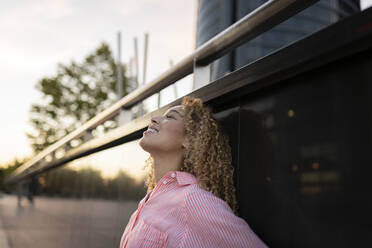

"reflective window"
[214,50,372,247]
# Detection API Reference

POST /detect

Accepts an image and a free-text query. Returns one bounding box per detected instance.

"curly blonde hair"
[142,96,238,215]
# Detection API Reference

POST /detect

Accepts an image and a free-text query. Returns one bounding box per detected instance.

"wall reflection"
[224,53,372,247]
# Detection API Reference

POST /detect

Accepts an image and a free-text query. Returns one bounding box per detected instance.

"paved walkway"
[0,194,138,248]
[0,215,10,248]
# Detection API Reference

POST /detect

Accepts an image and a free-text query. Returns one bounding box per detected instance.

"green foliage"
[27,42,128,153]
[0,158,27,192]
[38,167,146,200]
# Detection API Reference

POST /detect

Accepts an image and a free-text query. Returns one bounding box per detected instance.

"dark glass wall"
[211,44,372,247]
[195,0,361,85]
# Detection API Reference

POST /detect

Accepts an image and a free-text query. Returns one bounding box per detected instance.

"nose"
[151,116,161,124]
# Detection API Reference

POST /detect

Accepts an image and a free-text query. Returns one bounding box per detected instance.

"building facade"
[194,0,360,88]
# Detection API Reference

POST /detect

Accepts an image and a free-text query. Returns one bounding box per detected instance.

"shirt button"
[163,180,167,185]
[171,173,176,178]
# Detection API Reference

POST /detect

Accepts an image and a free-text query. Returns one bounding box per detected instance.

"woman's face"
[139,105,186,154]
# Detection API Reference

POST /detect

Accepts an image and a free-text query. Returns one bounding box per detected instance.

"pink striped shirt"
[120,170,268,248]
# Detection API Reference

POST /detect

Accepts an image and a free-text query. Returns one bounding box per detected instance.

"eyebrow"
[168,109,184,117]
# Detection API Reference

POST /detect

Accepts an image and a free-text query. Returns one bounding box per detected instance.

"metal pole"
[134,37,144,115]
[143,33,149,85]
[157,91,161,108]
[134,37,139,89]
[142,33,149,112]
[170,60,178,99]
[128,57,132,91]
[117,32,124,125]
[117,31,123,100]
[117,32,132,125]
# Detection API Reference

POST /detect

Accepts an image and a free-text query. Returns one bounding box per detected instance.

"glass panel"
[234,51,372,247]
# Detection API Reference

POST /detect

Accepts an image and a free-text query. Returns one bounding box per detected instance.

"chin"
[139,136,154,153]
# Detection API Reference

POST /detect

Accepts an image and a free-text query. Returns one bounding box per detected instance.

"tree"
[106,170,147,200]
[27,42,128,153]
[0,158,27,192]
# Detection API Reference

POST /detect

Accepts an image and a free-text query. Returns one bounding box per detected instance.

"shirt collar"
[161,170,198,186]
[142,171,198,205]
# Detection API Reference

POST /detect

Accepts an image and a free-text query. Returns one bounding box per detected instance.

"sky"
[0,0,371,176]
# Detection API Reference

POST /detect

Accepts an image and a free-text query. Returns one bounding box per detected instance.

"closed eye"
[166,115,175,119]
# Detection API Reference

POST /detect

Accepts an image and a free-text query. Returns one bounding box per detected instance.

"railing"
[7,0,319,183]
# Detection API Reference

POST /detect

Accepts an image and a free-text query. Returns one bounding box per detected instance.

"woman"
[120,96,267,248]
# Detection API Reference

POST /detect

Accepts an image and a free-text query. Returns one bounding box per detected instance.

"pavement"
[0,194,138,248]
[0,215,10,248]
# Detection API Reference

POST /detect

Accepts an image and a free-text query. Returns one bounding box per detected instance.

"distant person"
[17,183,22,207]
[120,96,267,248]
[27,176,37,204]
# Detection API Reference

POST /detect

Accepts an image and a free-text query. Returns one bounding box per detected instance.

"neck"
[152,151,183,184]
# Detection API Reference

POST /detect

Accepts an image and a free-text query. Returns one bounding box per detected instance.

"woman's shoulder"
[183,184,232,213]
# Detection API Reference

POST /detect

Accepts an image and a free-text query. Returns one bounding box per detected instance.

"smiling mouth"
[144,127,159,135]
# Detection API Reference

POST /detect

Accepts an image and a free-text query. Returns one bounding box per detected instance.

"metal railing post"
[193,58,211,90]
